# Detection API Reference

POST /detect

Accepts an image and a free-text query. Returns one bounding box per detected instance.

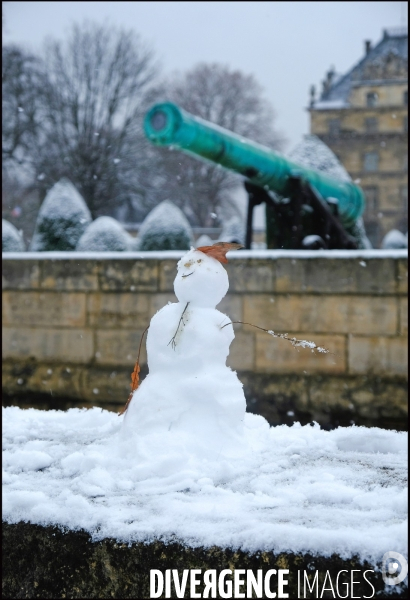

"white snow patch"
[312,99,350,110]
[3,406,407,563]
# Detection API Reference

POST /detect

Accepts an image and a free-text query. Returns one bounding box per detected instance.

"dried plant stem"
[168,302,190,350]
[221,321,333,355]
[118,324,150,416]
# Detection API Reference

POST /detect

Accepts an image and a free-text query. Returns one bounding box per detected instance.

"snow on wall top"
[287,135,351,183]
[2,248,408,260]
[2,407,407,563]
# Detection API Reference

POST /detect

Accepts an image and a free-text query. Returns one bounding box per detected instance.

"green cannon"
[144,102,366,249]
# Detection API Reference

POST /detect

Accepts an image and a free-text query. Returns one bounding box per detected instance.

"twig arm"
[168,302,190,350]
[221,321,334,355]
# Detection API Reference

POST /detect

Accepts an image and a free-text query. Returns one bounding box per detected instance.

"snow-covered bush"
[288,134,351,182]
[381,229,408,249]
[138,200,194,251]
[219,217,245,246]
[76,216,134,252]
[30,178,91,251]
[2,219,25,252]
[287,135,372,249]
[195,234,214,248]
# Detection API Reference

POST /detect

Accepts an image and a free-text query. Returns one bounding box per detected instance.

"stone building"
[309,28,408,248]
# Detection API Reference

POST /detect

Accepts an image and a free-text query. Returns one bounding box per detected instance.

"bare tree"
[2,46,45,244]
[155,63,286,227]
[33,22,160,218]
[2,45,45,176]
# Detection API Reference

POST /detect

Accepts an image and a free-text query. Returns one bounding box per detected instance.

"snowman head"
[174,248,229,308]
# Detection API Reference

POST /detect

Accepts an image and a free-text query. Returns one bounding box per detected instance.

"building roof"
[314,28,408,109]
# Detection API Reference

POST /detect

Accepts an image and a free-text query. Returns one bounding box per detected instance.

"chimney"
[309,85,316,108]
[365,40,372,55]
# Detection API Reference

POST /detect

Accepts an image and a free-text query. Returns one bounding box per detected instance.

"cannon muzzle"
[144,102,365,228]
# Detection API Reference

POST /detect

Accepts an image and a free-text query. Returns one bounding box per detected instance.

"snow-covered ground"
[3,246,408,567]
[3,406,407,564]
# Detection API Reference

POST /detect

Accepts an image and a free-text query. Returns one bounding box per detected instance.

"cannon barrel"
[144,102,365,227]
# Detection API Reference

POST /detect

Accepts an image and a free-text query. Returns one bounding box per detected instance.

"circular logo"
[382,552,408,585]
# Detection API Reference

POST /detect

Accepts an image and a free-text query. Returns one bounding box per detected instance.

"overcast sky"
[2,1,407,150]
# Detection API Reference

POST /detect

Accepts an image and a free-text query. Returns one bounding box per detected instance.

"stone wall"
[4,522,406,599]
[2,250,408,428]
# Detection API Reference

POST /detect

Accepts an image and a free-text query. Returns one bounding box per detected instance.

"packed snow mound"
[287,135,351,183]
[3,406,407,562]
[138,200,194,251]
[2,219,25,252]
[76,216,133,252]
[30,178,91,251]
[219,217,245,246]
[381,229,408,249]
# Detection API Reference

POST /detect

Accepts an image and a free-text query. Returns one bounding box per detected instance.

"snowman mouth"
[181,272,194,278]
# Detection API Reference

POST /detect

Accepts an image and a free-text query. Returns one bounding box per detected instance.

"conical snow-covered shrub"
[76,216,134,251]
[138,200,194,251]
[2,219,25,252]
[30,178,91,251]
[287,135,372,249]
[288,134,350,182]
[381,229,408,249]
[219,217,245,246]
[195,234,213,248]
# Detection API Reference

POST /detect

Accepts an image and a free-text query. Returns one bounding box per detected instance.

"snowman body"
[122,249,246,456]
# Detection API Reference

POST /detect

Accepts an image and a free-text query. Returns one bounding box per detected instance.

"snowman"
[121,243,247,459]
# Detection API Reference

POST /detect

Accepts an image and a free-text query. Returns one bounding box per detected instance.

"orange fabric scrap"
[118,361,140,416]
[118,325,149,416]
[196,241,243,263]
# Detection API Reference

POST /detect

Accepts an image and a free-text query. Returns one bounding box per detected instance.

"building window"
[328,118,341,136]
[404,116,408,133]
[366,92,378,107]
[365,117,378,133]
[363,152,379,172]
[404,90,408,106]
[363,187,378,216]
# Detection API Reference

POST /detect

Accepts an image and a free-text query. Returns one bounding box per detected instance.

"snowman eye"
[197,259,202,263]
